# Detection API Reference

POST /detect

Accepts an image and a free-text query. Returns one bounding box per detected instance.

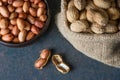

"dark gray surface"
[0,0,120,80]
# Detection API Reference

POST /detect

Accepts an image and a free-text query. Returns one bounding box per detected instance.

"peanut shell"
[66,7,79,23]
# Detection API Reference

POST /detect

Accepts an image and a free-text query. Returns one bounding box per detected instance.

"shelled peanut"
[0,0,48,43]
[66,0,120,34]
[34,49,51,69]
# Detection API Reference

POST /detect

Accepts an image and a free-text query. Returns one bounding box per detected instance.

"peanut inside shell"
[34,49,51,69]
[67,0,120,34]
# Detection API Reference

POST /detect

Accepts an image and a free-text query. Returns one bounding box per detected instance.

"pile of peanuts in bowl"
[0,0,48,43]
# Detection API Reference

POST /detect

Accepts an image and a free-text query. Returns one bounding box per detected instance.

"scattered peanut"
[34,49,51,69]
[35,58,46,69]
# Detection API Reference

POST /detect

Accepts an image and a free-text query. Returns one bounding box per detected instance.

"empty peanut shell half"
[52,54,70,74]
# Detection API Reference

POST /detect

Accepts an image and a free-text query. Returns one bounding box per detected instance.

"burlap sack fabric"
[56,0,120,68]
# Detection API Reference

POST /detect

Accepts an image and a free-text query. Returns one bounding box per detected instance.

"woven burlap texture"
[56,0,120,68]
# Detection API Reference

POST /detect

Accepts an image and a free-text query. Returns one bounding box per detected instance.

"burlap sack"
[56,0,120,68]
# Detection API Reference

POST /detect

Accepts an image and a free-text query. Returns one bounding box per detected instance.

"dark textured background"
[0,0,120,80]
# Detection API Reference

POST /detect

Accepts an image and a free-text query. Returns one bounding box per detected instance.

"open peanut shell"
[52,54,70,74]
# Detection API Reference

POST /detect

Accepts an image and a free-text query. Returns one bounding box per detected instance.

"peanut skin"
[40,49,51,59]
[13,37,19,43]
[0,29,10,35]
[0,19,9,29]
[23,1,30,13]
[29,7,37,17]
[34,0,41,4]
[38,1,46,8]
[34,58,46,69]
[34,20,44,28]
[31,25,40,34]
[39,15,47,22]
[34,49,51,69]
[27,15,35,24]
[13,0,24,7]
[17,18,26,31]
[37,8,46,17]
[2,34,14,42]
[19,13,27,19]
[8,0,14,4]
[8,5,15,12]
[0,6,9,17]
[26,31,35,41]
[18,30,27,42]
[12,26,20,36]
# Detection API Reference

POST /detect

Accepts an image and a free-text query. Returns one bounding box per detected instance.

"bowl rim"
[0,0,51,47]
